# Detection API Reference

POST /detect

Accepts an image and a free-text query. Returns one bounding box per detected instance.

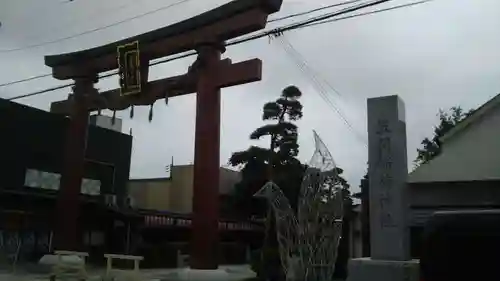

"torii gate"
[45,0,283,269]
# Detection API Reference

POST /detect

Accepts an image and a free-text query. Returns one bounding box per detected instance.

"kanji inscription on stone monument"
[367,95,410,261]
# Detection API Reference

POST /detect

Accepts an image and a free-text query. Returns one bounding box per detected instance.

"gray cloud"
[1,0,500,192]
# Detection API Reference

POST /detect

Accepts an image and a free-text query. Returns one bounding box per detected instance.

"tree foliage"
[415,106,474,166]
[228,86,304,217]
[227,85,304,281]
[227,86,353,281]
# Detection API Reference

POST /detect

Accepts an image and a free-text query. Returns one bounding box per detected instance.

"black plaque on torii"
[117,41,141,96]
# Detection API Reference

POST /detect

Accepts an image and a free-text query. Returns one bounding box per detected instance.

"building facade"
[0,98,261,267]
[408,93,500,226]
[127,165,267,267]
[0,99,133,263]
[128,165,240,213]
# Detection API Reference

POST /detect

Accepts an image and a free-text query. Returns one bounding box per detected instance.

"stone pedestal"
[347,258,420,281]
[165,267,254,281]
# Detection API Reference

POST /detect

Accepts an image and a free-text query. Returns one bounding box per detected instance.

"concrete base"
[347,258,420,281]
[165,268,242,281]
[38,254,83,266]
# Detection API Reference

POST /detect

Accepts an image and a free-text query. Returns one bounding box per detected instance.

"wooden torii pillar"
[45,0,283,269]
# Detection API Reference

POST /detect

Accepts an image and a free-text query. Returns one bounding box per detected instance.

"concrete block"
[347,258,419,281]
[38,254,83,266]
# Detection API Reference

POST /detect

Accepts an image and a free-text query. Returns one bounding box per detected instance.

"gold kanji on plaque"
[117,41,141,96]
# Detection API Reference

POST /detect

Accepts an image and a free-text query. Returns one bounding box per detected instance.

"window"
[24,169,101,195]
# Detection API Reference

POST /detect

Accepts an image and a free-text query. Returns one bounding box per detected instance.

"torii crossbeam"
[45,0,283,270]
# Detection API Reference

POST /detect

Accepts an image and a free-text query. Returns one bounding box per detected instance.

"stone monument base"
[165,268,242,281]
[347,258,420,281]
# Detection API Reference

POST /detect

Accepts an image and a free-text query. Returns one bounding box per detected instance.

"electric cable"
[268,0,363,23]
[304,0,434,28]
[275,35,368,146]
[0,0,392,87]
[0,0,192,53]
[4,0,436,100]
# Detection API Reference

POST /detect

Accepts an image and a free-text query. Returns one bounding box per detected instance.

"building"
[348,204,362,258]
[408,93,500,184]
[406,93,500,256]
[128,165,240,213]
[0,98,261,267]
[0,98,133,263]
[128,167,262,267]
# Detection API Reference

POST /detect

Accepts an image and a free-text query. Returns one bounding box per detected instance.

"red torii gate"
[45,0,283,269]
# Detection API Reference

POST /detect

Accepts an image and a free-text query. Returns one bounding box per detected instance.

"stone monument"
[347,95,419,281]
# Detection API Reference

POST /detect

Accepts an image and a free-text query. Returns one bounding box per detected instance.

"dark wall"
[360,178,370,257]
[333,217,351,279]
[0,99,132,201]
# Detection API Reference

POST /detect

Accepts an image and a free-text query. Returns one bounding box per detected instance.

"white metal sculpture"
[254,130,344,281]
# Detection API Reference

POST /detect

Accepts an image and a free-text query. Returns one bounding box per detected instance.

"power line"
[6,0,78,25]
[0,0,192,88]
[10,83,75,101]
[281,38,345,99]
[46,0,143,40]
[0,0,417,89]
[304,0,435,28]
[0,0,383,87]
[279,38,363,143]
[0,0,192,53]
[0,44,196,89]
[279,0,394,32]
[6,0,435,101]
[0,73,52,88]
[8,51,196,101]
[268,0,363,23]
[276,36,368,146]
[6,0,427,100]
[225,0,395,47]
[5,0,426,100]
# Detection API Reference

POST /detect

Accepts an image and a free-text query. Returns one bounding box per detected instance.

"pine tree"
[228,86,304,281]
[228,85,304,216]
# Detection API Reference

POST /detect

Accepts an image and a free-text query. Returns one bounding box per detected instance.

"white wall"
[408,101,500,183]
[90,115,123,133]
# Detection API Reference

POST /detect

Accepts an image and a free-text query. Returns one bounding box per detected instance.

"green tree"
[228,85,354,280]
[228,85,304,281]
[337,168,353,208]
[228,85,305,216]
[415,106,474,166]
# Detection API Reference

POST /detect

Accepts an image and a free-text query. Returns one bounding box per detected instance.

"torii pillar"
[187,41,262,268]
[54,75,97,251]
[191,43,223,268]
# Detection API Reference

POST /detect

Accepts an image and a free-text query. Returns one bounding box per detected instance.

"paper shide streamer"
[148,103,154,122]
[130,105,135,119]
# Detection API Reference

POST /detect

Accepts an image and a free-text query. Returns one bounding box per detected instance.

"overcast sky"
[1,0,500,193]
